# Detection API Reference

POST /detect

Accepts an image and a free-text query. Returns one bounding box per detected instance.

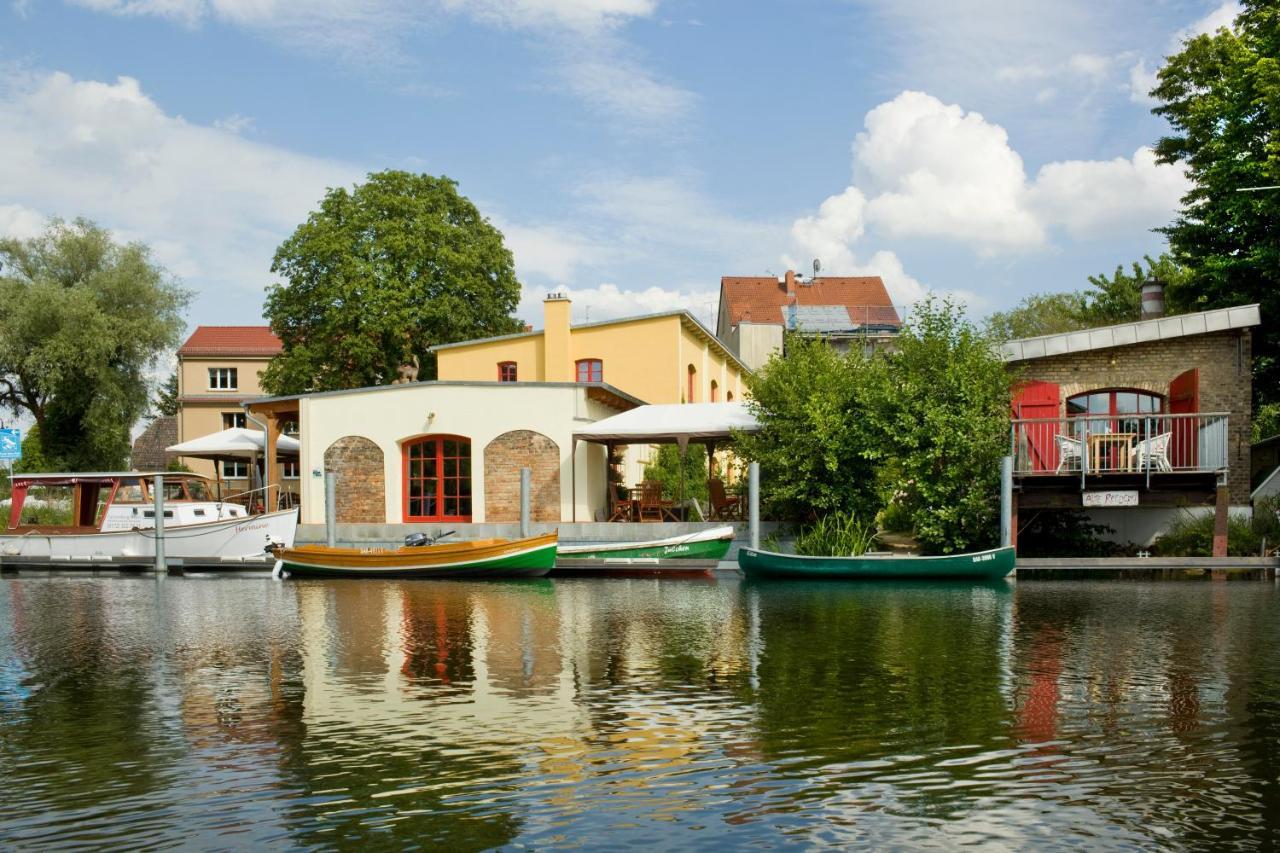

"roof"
[573,402,760,448]
[131,415,177,470]
[13,472,209,483]
[247,380,646,410]
[719,276,900,330]
[1001,304,1262,362]
[427,309,751,374]
[178,326,282,357]
[167,427,300,460]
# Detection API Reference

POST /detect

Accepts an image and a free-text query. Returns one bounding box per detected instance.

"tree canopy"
[1151,0,1280,405]
[0,219,189,471]
[262,171,524,395]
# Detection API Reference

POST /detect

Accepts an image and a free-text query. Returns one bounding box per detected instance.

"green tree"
[0,219,189,471]
[151,370,179,419]
[262,171,524,395]
[734,335,881,521]
[985,292,1088,340]
[1151,0,1280,406]
[642,444,709,503]
[866,297,1014,554]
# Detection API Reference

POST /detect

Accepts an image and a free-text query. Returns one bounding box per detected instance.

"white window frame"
[222,411,247,430]
[208,367,239,390]
[282,461,300,480]
[222,460,249,479]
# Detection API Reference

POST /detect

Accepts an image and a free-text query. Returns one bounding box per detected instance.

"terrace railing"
[1011,412,1229,484]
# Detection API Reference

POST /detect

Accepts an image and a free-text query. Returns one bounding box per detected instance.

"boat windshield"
[186,479,212,501]
[115,478,145,504]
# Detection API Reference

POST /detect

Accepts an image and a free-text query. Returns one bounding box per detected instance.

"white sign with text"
[1082,490,1139,507]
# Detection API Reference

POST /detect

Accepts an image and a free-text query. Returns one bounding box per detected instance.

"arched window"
[1066,389,1165,468]
[576,358,603,383]
[710,379,718,402]
[687,364,697,402]
[497,361,517,382]
[726,390,734,402]
[403,435,472,521]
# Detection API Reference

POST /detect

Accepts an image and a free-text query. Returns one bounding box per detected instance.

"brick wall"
[484,430,560,522]
[323,436,386,523]
[1014,329,1253,503]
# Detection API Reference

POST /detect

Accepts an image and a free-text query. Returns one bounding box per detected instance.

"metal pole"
[748,461,760,550]
[520,467,531,537]
[999,455,1013,548]
[324,472,337,548]
[153,473,166,573]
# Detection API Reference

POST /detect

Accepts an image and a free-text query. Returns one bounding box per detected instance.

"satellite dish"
[813,259,821,277]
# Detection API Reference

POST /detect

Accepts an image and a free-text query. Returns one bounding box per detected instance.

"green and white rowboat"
[738,544,1015,581]
[558,525,736,561]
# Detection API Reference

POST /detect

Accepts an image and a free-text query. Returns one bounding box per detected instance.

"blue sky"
[0,0,1239,333]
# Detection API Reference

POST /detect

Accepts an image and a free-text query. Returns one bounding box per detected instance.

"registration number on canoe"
[972,553,995,563]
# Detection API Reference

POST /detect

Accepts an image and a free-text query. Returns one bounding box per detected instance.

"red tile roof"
[720,275,900,328]
[177,326,282,357]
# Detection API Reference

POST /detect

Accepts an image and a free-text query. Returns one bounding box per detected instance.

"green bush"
[794,512,880,557]
[642,444,708,502]
[1152,499,1280,557]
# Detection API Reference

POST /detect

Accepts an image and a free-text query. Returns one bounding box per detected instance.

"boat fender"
[272,559,285,580]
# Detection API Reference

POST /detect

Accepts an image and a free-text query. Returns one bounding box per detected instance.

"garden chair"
[708,477,742,520]
[608,486,633,522]
[1054,434,1082,473]
[637,481,667,522]
[1130,432,1173,472]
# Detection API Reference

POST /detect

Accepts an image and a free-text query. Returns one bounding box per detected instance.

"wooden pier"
[0,554,275,575]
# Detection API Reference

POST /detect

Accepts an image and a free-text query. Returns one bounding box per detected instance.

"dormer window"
[208,367,238,390]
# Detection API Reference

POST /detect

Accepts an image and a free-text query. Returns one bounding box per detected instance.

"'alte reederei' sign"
[1082,490,1139,507]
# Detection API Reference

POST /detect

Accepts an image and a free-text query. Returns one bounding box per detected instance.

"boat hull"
[737,545,1016,580]
[277,533,557,579]
[557,526,735,561]
[0,509,298,564]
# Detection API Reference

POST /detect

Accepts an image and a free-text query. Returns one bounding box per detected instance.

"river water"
[1,576,1277,850]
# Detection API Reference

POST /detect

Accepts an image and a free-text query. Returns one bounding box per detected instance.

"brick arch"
[324,436,385,524]
[484,430,560,522]
[1059,379,1171,401]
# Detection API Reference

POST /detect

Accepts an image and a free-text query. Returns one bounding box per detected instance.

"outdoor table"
[1087,432,1137,472]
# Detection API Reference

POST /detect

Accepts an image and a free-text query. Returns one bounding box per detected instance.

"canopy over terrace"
[573,402,760,520]
[166,427,300,504]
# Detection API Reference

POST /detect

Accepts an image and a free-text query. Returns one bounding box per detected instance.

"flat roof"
[1001,304,1261,362]
[15,472,207,481]
[247,379,647,409]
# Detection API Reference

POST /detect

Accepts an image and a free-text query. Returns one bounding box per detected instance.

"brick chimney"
[1140,278,1165,320]
[784,269,797,300]
[543,293,572,381]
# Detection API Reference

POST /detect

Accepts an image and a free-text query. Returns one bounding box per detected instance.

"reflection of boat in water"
[553,526,734,577]
[738,545,1015,580]
[1,472,298,562]
[274,532,558,578]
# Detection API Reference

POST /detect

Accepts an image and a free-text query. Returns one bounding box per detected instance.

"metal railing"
[1011,413,1229,484]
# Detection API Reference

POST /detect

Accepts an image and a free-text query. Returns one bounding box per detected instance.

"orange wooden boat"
[273,532,557,578]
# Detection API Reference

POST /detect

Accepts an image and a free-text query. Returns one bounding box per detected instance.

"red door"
[1013,380,1061,472]
[1168,369,1199,469]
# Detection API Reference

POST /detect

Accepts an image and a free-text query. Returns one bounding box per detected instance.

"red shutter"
[1169,368,1199,469]
[1012,380,1061,472]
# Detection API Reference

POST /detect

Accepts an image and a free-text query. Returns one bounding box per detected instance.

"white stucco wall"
[293,383,616,524]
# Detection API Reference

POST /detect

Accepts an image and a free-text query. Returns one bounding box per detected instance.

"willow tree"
[0,219,188,470]
[262,171,524,395]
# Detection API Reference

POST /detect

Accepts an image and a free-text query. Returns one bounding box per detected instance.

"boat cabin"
[5,472,247,533]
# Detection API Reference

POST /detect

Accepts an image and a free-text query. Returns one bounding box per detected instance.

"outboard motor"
[404,532,432,548]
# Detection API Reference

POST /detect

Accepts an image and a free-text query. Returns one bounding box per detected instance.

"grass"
[794,512,880,557]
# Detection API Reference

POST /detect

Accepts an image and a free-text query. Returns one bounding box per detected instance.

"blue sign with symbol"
[0,428,21,461]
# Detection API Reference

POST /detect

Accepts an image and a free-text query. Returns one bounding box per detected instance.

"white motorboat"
[1,472,297,563]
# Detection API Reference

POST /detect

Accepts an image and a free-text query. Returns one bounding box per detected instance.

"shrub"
[1151,499,1280,557]
[794,512,880,557]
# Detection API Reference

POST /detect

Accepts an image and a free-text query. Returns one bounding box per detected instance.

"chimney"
[543,293,572,381]
[1140,278,1165,320]
[784,269,797,300]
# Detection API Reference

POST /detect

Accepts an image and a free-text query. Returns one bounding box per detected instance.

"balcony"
[1011,412,1229,485]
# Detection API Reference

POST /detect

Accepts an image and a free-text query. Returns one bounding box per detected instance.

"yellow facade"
[433,297,748,405]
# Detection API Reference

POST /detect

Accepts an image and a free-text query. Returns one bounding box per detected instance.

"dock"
[0,554,275,575]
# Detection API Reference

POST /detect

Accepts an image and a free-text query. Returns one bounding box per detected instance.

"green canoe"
[737,545,1015,581]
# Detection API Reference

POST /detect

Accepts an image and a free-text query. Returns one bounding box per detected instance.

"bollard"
[153,473,166,573]
[520,467,531,538]
[999,455,1013,549]
[325,472,337,548]
[749,461,760,550]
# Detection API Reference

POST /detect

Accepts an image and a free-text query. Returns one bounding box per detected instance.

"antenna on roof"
[813,258,821,278]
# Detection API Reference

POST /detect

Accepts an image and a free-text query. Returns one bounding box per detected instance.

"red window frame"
[576,358,603,383]
[403,435,472,522]
[498,361,518,382]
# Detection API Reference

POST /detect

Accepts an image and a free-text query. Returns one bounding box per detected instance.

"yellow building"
[430,295,749,405]
[175,326,293,499]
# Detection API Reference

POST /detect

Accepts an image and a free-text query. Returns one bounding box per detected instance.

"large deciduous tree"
[262,171,524,395]
[1151,0,1280,406]
[0,219,189,471]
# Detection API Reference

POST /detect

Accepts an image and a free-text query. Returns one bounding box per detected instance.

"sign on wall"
[1082,490,1139,507]
[0,428,20,461]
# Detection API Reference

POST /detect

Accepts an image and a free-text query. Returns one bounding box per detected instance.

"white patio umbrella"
[166,428,300,503]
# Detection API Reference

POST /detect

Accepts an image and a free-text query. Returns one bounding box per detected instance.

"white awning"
[167,427,300,460]
[573,402,759,449]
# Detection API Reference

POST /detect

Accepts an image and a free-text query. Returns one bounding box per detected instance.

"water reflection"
[0,576,1277,848]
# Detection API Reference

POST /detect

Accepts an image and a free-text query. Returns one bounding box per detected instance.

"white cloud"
[517,282,714,328]
[559,53,696,124]
[498,219,604,283]
[1127,58,1158,105]
[1027,146,1189,239]
[0,203,47,240]
[0,69,360,314]
[1174,1,1240,45]
[1067,52,1112,79]
[442,0,657,33]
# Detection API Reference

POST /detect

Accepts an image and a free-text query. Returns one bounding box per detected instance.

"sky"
[0,0,1241,336]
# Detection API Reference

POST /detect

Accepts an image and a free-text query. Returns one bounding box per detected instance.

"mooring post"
[749,461,760,550]
[324,472,337,548]
[520,467,532,538]
[1000,455,1014,549]
[153,473,166,574]
[1212,484,1229,560]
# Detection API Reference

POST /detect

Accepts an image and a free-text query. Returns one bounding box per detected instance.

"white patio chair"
[1130,432,1173,472]
[1054,434,1082,473]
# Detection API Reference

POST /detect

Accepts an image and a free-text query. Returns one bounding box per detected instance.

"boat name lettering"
[234,521,270,533]
[661,544,692,555]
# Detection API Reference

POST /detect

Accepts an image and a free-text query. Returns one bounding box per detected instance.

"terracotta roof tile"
[178,326,282,357]
[720,275,900,328]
